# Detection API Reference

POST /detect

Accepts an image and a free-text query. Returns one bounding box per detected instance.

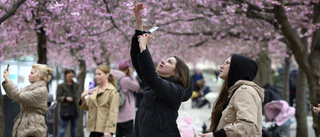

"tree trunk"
[0,88,5,136]
[77,59,86,137]
[254,50,273,87]
[283,56,291,102]
[273,5,320,135]
[295,68,308,137]
[35,20,47,64]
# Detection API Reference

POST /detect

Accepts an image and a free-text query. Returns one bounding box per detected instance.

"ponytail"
[108,73,116,88]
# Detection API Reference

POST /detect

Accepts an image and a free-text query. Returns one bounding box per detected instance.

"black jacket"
[56,82,80,117]
[131,30,192,137]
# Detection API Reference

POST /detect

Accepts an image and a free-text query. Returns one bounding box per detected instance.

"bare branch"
[0,0,27,24]
[103,0,129,42]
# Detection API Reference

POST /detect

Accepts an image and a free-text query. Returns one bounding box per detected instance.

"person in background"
[289,69,297,106]
[113,59,140,137]
[263,83,282,107]
[131,3,193,137]
[2,64,52,137]
[56,69,79,137]
[80,65,119,137]
[192,68,204,83]
[178,113,197,137]
[199,54,264,137]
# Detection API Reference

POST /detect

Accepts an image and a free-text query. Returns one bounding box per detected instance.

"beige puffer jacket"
[2,80,48,137]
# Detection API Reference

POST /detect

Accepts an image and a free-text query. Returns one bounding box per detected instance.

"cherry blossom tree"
[2,0,315,136]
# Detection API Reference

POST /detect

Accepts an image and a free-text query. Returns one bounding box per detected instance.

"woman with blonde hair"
[80,64,120,137]
[2,64,52,137]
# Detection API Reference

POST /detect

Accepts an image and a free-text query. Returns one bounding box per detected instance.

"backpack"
[116,76,126,107]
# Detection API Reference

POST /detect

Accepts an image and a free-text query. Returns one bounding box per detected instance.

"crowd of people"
[2,2,306,137]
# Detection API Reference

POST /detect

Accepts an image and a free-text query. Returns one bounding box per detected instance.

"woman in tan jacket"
[199,54,264,137]
[2,64,52,137]
[80,65,119,137]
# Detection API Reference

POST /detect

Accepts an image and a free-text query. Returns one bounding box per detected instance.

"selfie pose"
[131,3,193,137]
[199,54,264,137]
[2,64,52,137]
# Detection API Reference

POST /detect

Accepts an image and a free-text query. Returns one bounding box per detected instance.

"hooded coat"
[131,30,193,137]
[2,80,48,137]
[214,54,264,137]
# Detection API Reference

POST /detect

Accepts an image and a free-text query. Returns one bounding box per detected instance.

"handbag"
[60,103,77,120]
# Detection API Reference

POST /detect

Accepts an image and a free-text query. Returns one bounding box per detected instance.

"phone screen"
[310,104,315,109]
[6,64,9,71]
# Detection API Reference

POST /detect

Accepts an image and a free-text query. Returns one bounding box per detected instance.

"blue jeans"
[57,117,78,137]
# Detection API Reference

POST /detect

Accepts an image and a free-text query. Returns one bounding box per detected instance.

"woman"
[131,3,193,137]
[198,54,264,137]
[2,64,52,137]
[80,65,119,137]
[113,59,140,137]
[56,69,79,137]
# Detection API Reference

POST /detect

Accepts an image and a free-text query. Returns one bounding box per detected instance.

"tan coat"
[80,83,119,134]
[216,80,264,137]
[2,80,48,137]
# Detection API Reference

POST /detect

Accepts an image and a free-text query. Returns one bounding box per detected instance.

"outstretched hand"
[133,3,145,23]
[198,132,214,137]
[312,104,320,116]
[3,69,10,82]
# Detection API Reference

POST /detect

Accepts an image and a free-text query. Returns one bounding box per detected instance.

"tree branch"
[274,2,310,73]
[0,0,27,24]
[103,0,129,42]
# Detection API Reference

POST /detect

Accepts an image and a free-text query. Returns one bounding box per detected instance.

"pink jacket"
[264,100,295,126]
[113,70,140,123]
[178,117,197,137]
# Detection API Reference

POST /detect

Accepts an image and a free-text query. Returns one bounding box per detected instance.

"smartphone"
[148,26,159,34]
[310,104,315,109]
[89,81,95,90]
[6,64,9,71]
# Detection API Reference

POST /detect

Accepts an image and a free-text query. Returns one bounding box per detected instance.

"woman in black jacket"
[131,3,193,137]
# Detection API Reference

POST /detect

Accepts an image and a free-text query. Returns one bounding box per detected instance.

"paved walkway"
[81,72,316,137]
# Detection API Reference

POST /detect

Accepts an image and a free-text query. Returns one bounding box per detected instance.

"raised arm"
[134,3,144,31]
[131,3,146,83]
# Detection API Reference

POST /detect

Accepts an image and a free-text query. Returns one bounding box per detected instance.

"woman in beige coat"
[199,54,264,137]
[80,64,119,137]
[2,64,52,137]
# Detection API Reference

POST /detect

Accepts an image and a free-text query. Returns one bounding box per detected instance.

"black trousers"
[116,120,134,137]
[89,132,104,137]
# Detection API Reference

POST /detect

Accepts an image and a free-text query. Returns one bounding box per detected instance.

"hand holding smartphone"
[89,81,95,92]
[6,64,9,71]
[310,104,315,109]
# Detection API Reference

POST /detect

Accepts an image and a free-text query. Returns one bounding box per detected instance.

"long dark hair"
[171,56,190,90]
[209,78,229,131]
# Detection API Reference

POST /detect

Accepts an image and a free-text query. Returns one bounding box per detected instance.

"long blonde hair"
[32,64,52,82]
[96,65,116,88]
